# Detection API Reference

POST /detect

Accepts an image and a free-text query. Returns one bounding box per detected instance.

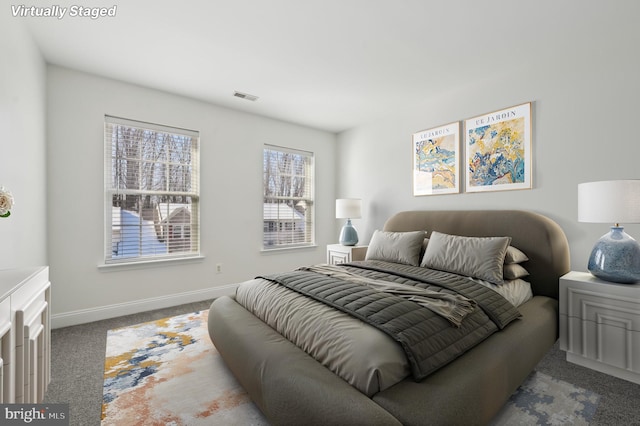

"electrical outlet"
[216,263,222,274]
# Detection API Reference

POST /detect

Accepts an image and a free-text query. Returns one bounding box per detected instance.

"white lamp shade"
[578,180,640,223]
[336,198,361,219]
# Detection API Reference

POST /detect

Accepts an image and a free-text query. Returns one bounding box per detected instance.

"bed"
[208,210,570,425]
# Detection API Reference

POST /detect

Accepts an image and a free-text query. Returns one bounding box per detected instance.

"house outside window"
[263,145,314,249]
[104,116,200,264]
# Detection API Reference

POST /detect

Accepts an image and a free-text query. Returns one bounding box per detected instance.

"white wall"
[47,66,336,326]
[337,6,640,274]
[0,17,47,269]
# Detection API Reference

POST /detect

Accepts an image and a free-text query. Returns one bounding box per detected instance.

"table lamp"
[336,198,361,246]
[578,180,640,283]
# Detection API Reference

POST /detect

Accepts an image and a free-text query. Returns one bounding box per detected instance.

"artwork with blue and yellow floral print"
[413,122,460,196]
[465,103,531,192]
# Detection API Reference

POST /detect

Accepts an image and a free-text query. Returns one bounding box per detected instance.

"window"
[263,145,314,249]
[104,116,200,264]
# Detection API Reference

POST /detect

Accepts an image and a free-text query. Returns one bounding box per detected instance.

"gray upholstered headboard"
[383,210,570,299]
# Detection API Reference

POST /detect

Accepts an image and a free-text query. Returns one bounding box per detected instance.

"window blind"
[263,144,314,249]
[104,115,200,264]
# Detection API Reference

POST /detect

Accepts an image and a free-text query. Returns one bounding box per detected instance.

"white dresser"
[559,271,640,384]
[0,267,51,403]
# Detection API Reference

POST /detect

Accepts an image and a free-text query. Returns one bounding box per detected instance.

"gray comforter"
[235,277,408,396]
[259,261,521,379]
[237,260,521,394]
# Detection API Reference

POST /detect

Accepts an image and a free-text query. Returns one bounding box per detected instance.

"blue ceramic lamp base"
[339,219,359,246]
[588,226,640,284]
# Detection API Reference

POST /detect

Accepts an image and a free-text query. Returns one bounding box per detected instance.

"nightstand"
[326,244,368,265]
[559,271,640,384]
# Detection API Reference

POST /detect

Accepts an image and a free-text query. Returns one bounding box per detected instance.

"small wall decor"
[413,121,460,196]
[0,186,14,218]
[464,102,532,193]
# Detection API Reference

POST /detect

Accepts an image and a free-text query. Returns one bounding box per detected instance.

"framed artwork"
[464,102,532,193]
[413,121,460,196]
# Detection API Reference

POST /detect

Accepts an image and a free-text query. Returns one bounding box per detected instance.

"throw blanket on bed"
[342,260,522,329]
[258,261,521,381]
[299,264,477,327]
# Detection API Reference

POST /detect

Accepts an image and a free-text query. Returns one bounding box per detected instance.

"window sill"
[261,244,318,254]
[98,255,206,272]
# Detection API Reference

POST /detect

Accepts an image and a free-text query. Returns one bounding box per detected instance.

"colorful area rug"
[103,311,600,425]
[492,371,600,425]
[101,310,268,425]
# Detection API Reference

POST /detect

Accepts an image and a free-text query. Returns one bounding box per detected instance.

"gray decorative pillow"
[505,246,529,264]
[365,230,425,266]
[504,263,530,280]
[421,231,511,284]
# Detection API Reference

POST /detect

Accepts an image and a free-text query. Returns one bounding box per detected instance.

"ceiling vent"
[233,91,259,102]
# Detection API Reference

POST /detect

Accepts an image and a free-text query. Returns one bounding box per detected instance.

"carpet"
[102,311,600,426]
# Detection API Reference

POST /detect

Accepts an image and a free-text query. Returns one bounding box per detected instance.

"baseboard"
[51,283,238,329]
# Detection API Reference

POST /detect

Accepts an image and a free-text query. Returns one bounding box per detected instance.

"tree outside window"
[263,145,314,249]
[104,116,200,264]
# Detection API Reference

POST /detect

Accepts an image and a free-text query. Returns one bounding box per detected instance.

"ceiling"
[21,0,612,133]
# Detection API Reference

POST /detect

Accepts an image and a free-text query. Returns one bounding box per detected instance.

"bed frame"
[208,210,570,425]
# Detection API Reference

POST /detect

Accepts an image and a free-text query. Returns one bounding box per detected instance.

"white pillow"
[503,263,530,280]
[421,231,511,285]
[365,230,425,266]
[505,246,529,264]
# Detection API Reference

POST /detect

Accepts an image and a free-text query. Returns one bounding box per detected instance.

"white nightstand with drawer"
[559,270,640,384]
[326,244,368,265]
